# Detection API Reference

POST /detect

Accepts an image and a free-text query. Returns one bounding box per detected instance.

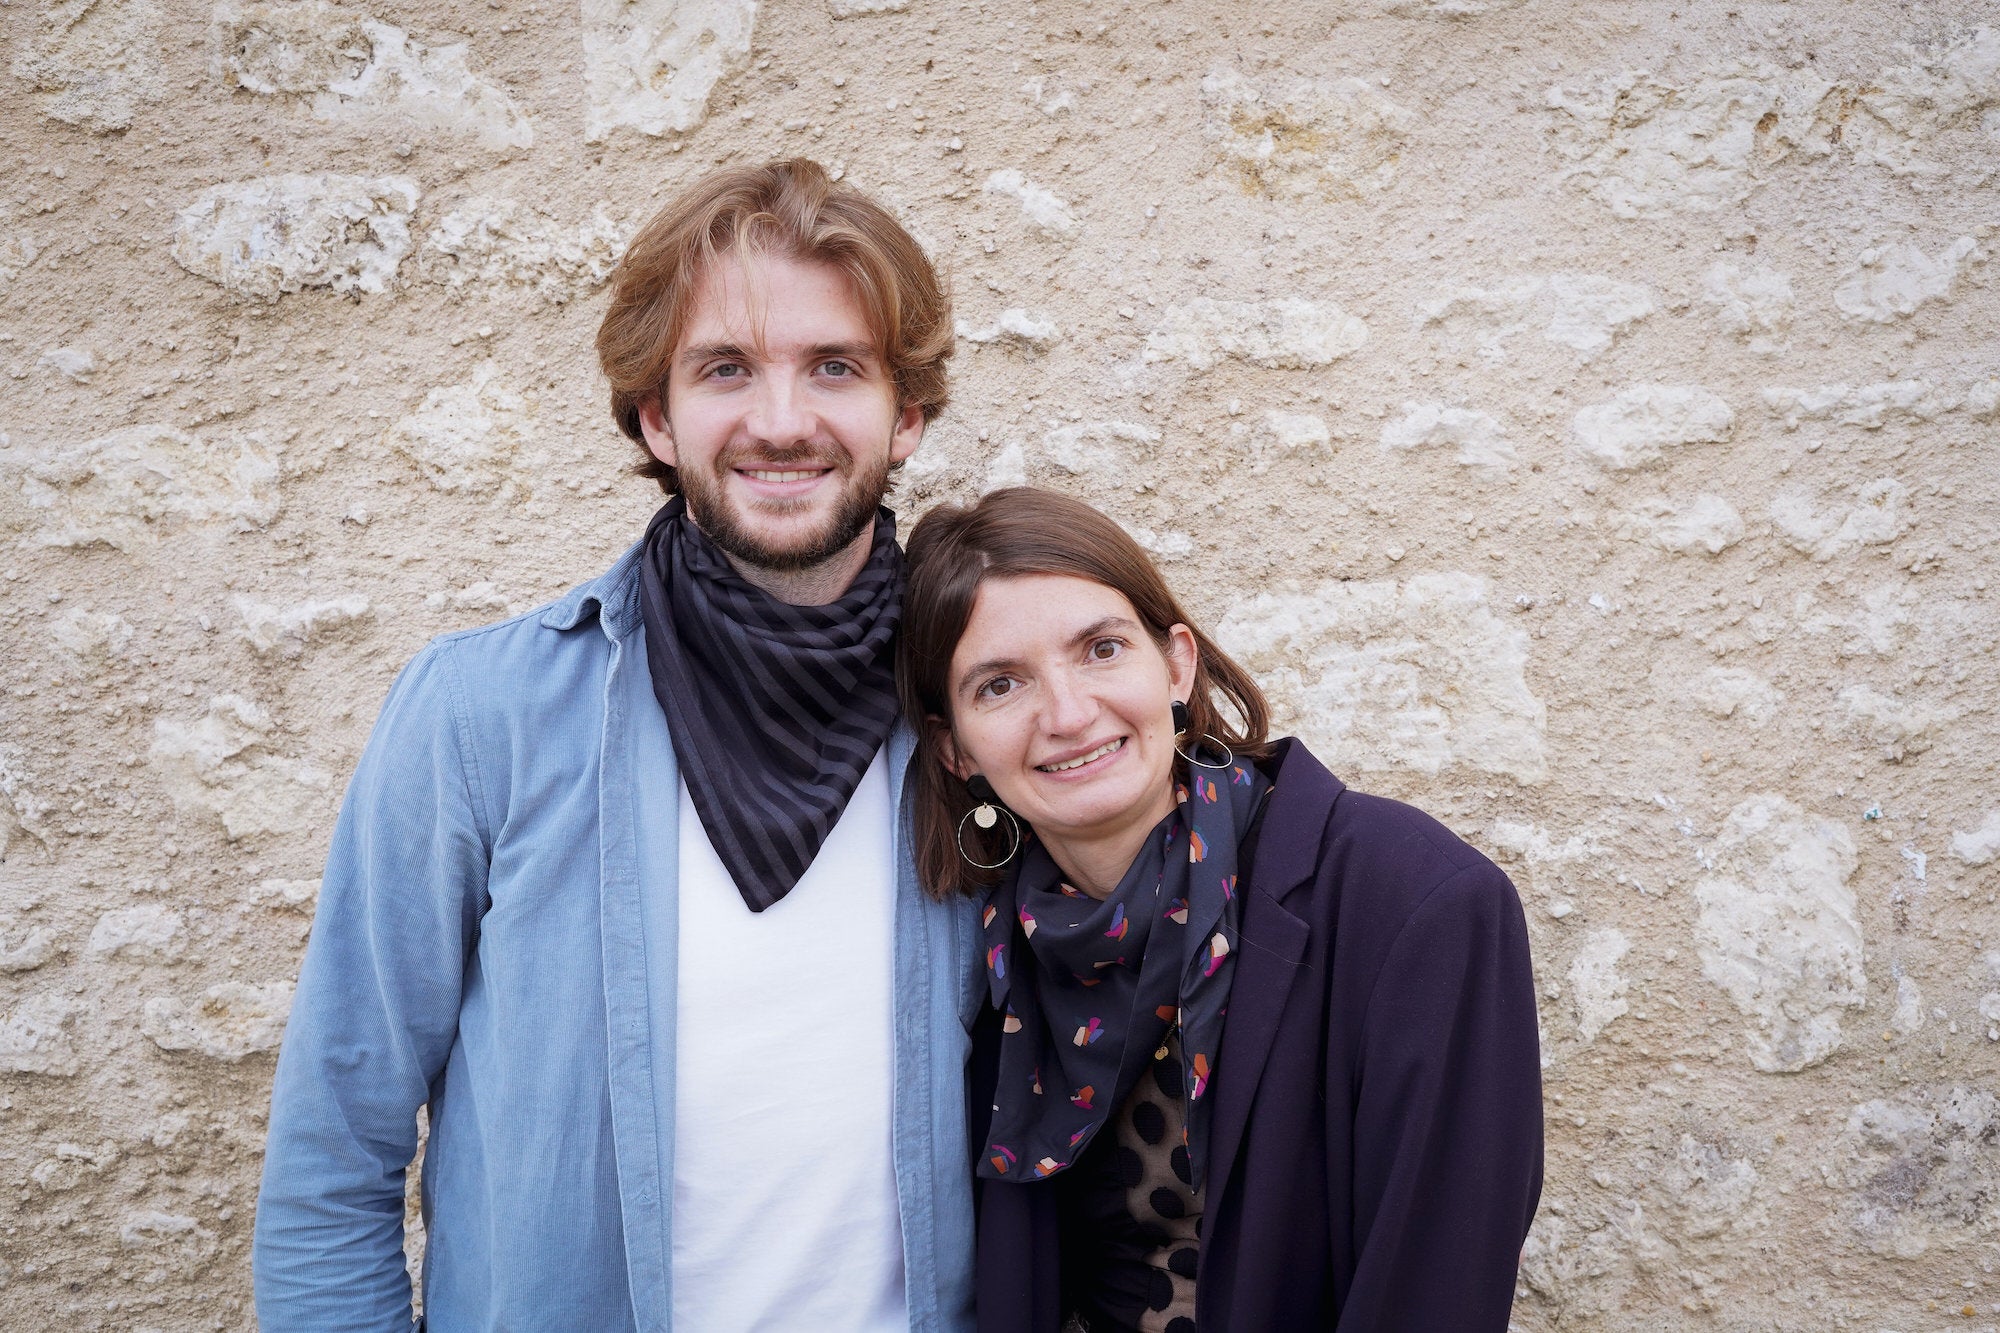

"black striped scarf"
[636,497,903,912]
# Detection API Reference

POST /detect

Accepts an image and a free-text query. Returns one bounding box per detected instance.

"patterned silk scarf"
[977,758,1271,1192]
[635,496,904,913]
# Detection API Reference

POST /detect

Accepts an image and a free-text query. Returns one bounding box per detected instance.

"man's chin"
[694,502,875,573]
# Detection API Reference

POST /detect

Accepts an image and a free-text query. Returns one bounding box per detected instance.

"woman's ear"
[1165,624,1199,699]
[928,716,973,782]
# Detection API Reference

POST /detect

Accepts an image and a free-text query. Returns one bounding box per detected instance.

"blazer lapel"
[1205,738,1341,1217]
[1206,883,1310,1216]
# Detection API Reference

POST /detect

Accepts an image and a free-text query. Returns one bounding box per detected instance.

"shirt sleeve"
[1337,860,1544,1332]
[253,640,491,1330]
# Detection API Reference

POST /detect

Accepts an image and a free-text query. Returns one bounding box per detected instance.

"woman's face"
[942,573,1197,858]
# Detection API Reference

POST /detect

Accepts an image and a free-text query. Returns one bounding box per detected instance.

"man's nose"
[745,373,814,446]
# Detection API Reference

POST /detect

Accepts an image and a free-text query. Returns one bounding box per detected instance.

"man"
[254,159,978,1331]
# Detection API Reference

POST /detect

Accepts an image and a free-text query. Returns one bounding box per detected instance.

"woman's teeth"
[1037,738,1123,773]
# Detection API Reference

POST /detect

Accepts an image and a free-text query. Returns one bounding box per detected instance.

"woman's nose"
[1041,670,1098,734]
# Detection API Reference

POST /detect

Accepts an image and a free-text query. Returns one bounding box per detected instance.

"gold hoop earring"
[1170,699,1234,770]
[958,776,1023,869]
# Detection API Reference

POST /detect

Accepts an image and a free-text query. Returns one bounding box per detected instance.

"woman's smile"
[1033,736,1127,775]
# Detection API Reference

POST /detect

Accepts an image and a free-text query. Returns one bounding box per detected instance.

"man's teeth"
[746,469,821,483]
[1038,739,1123,773]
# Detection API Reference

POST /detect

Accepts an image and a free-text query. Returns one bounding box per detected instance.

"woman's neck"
[1037,782,1179,900]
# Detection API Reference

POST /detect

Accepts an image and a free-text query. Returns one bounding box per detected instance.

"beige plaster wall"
[1,0,1997,1327]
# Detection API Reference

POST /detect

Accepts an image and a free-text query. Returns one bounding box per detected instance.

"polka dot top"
[1055,1029,1203,1333]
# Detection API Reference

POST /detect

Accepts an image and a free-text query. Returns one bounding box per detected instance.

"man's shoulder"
[392,542,644,721]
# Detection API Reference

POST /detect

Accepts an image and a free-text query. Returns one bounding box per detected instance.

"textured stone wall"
[2,0,1996,1327]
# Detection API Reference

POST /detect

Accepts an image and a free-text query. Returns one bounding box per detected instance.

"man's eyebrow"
[678,342,747,368]
[810,341,880,361]
[952,615,1139,697]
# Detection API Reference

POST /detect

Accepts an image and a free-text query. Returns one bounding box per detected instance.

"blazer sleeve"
[252,641,491,1331]
[1336,860,1543,1332]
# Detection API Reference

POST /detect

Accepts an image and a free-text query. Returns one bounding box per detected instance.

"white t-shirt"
[670,750,908,1331]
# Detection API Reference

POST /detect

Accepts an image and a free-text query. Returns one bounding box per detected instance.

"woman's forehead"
[959,574,1143,646]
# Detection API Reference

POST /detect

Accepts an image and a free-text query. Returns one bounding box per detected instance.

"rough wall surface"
[1,0,1996,1327]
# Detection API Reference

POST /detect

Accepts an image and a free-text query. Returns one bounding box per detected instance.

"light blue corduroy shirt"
[252,540,981,1332]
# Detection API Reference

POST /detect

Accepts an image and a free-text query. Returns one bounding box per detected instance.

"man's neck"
[721,526,876,607]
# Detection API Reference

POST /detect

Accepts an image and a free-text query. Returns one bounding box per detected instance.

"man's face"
[639,251,925,572]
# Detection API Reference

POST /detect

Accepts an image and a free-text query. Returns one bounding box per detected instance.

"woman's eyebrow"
[952,616,1139,697]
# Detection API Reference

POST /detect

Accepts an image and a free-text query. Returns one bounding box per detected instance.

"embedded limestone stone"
[1608,495,1744,555]
[1217,573,1547,784]
[1694,795,1863,1073]
[1569,929,1632,1042]
[1834,237,1982,323]
[0,992,79,1076]
[1570,385,1734,471]
[1836,1087,2000,1257]
[171,173,420,300]
[0,231,40,286]
[212,3,533,149]
[1762,379,1949,430]
[417,198,630,302]
[1952,812,2000,866]
[1843,26,2000,177]
[955,309,1061,352]
[0,746,51,860]
[581,0,756,142]
[141,981,293,1061]
[1544,63,1838,218]
[1837,684,1946,763]
[149,695,330,840]
[1201,67,1415,199]
[385,362,539,495]
[981,170,1079,237]
[86,904,185,963]
[0,925,58,973]
[1379,402,1515,471]
[1769,479,1913,561]
[246,877,319,912]
[1146,298,1368,370]
[1700,261,1795,352]
[234,594,372,658]
[12,0,165,132]
[0,425,282,552]
[50,607,135,663]
[1420,273,1655,362]
[1692,667,1782,724]
[1043,421,1159,479]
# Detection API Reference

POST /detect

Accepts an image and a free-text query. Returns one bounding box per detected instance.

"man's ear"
[889,402,925,465]
[638,393,677,468]
[928,716,972,782]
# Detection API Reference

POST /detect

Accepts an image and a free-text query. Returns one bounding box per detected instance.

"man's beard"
[679,441,893,573]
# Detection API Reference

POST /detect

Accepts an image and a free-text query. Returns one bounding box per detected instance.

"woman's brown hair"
[596,158,953,494]
[897,487,1273,902]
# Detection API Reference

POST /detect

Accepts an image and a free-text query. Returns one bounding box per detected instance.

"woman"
[897,488,1543,1332]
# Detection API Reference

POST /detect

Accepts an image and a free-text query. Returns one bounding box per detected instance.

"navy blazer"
[970,738,1544,1331]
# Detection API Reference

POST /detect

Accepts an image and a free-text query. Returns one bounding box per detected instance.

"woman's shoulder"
[1259,737,1519,926]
